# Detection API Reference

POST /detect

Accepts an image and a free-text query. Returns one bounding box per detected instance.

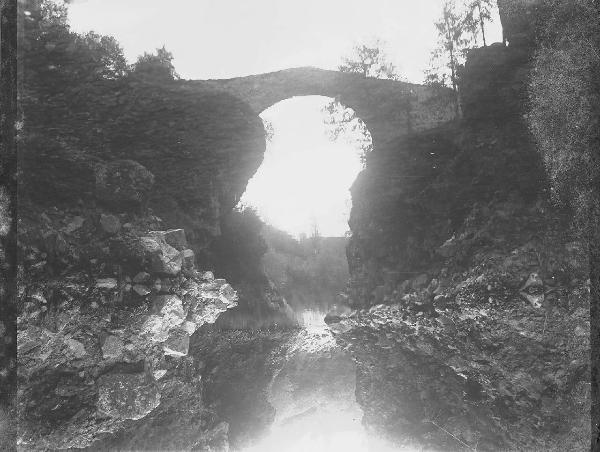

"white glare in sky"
[239,97,365,238]
[67,0,502,83]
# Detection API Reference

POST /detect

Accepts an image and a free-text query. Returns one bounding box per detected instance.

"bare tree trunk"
[478,3,487,46]
[444,14,460,118]
[448,41,459,118]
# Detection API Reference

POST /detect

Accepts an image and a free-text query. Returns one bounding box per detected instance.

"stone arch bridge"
[181,67,446,147]
[114,67,450,249]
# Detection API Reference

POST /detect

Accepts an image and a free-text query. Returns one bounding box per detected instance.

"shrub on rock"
[94,159,154,211]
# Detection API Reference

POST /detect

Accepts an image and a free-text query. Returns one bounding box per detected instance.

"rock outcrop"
[17,201,238,450]
[336,26,590,452]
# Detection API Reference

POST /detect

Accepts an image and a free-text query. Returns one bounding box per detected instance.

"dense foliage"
[425,0,499,118]
[210,207,268,285]
[131,46,179,82]
[19,0,181,203]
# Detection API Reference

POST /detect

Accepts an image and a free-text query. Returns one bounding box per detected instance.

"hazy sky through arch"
[239,96,365,238]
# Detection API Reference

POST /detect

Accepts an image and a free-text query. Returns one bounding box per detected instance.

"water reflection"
[241,327,399,452]
[209,287,398,451]
[241,412,400,452]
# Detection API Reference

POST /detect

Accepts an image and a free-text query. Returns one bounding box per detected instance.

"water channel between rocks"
[195,300,399,452]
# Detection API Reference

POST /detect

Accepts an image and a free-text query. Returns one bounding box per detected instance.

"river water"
[205,300,401,452]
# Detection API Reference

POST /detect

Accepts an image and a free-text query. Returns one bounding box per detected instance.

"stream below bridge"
[192,299,398,452]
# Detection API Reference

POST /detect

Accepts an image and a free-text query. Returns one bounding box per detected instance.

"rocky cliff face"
[21,79,266,264]
[17,195,240,449]
[337,17,590,451]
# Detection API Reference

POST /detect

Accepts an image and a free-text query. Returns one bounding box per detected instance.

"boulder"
[140,295,186,342]
[152,295,185,319]
[142,314,180,343]
[66,338,87,359]
[96,278,118,290]
[163,328,190,357]
[133,272,151,284]
[101,335,124,359]
[186,286,237,327]
[63,216,85,234]
[181,249,195,269]
[153,369,167,380]
[201,271,214,281]
[519,272,544,308]
[138,235,182,276]
[100,214,121,234]
[180,320,197,335]
[94,159,154,210]
[149,229,187,250]
[96,372,160,420]
[219,283,238,304]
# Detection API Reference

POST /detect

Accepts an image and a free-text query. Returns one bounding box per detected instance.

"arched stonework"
[181,67,447,148]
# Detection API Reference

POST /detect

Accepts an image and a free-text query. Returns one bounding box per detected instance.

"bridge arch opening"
[238,95,372,239]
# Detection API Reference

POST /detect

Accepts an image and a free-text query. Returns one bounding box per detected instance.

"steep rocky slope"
[334,16,590,452]
[17,184,240,449]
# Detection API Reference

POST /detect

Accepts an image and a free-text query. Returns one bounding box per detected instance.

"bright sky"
[67,0,502,83]
[67,0,502,237]
[240,97,364,237]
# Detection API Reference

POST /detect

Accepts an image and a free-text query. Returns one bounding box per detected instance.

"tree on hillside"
[210,207,268,284]
[131,46,179,82]
[76,32,129,79]
[464,0,495,47]
[338,41,398,79]
[20,0,129,147]
[428,0,472,117]
[21,0,128,87]
[308,220,322,255]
